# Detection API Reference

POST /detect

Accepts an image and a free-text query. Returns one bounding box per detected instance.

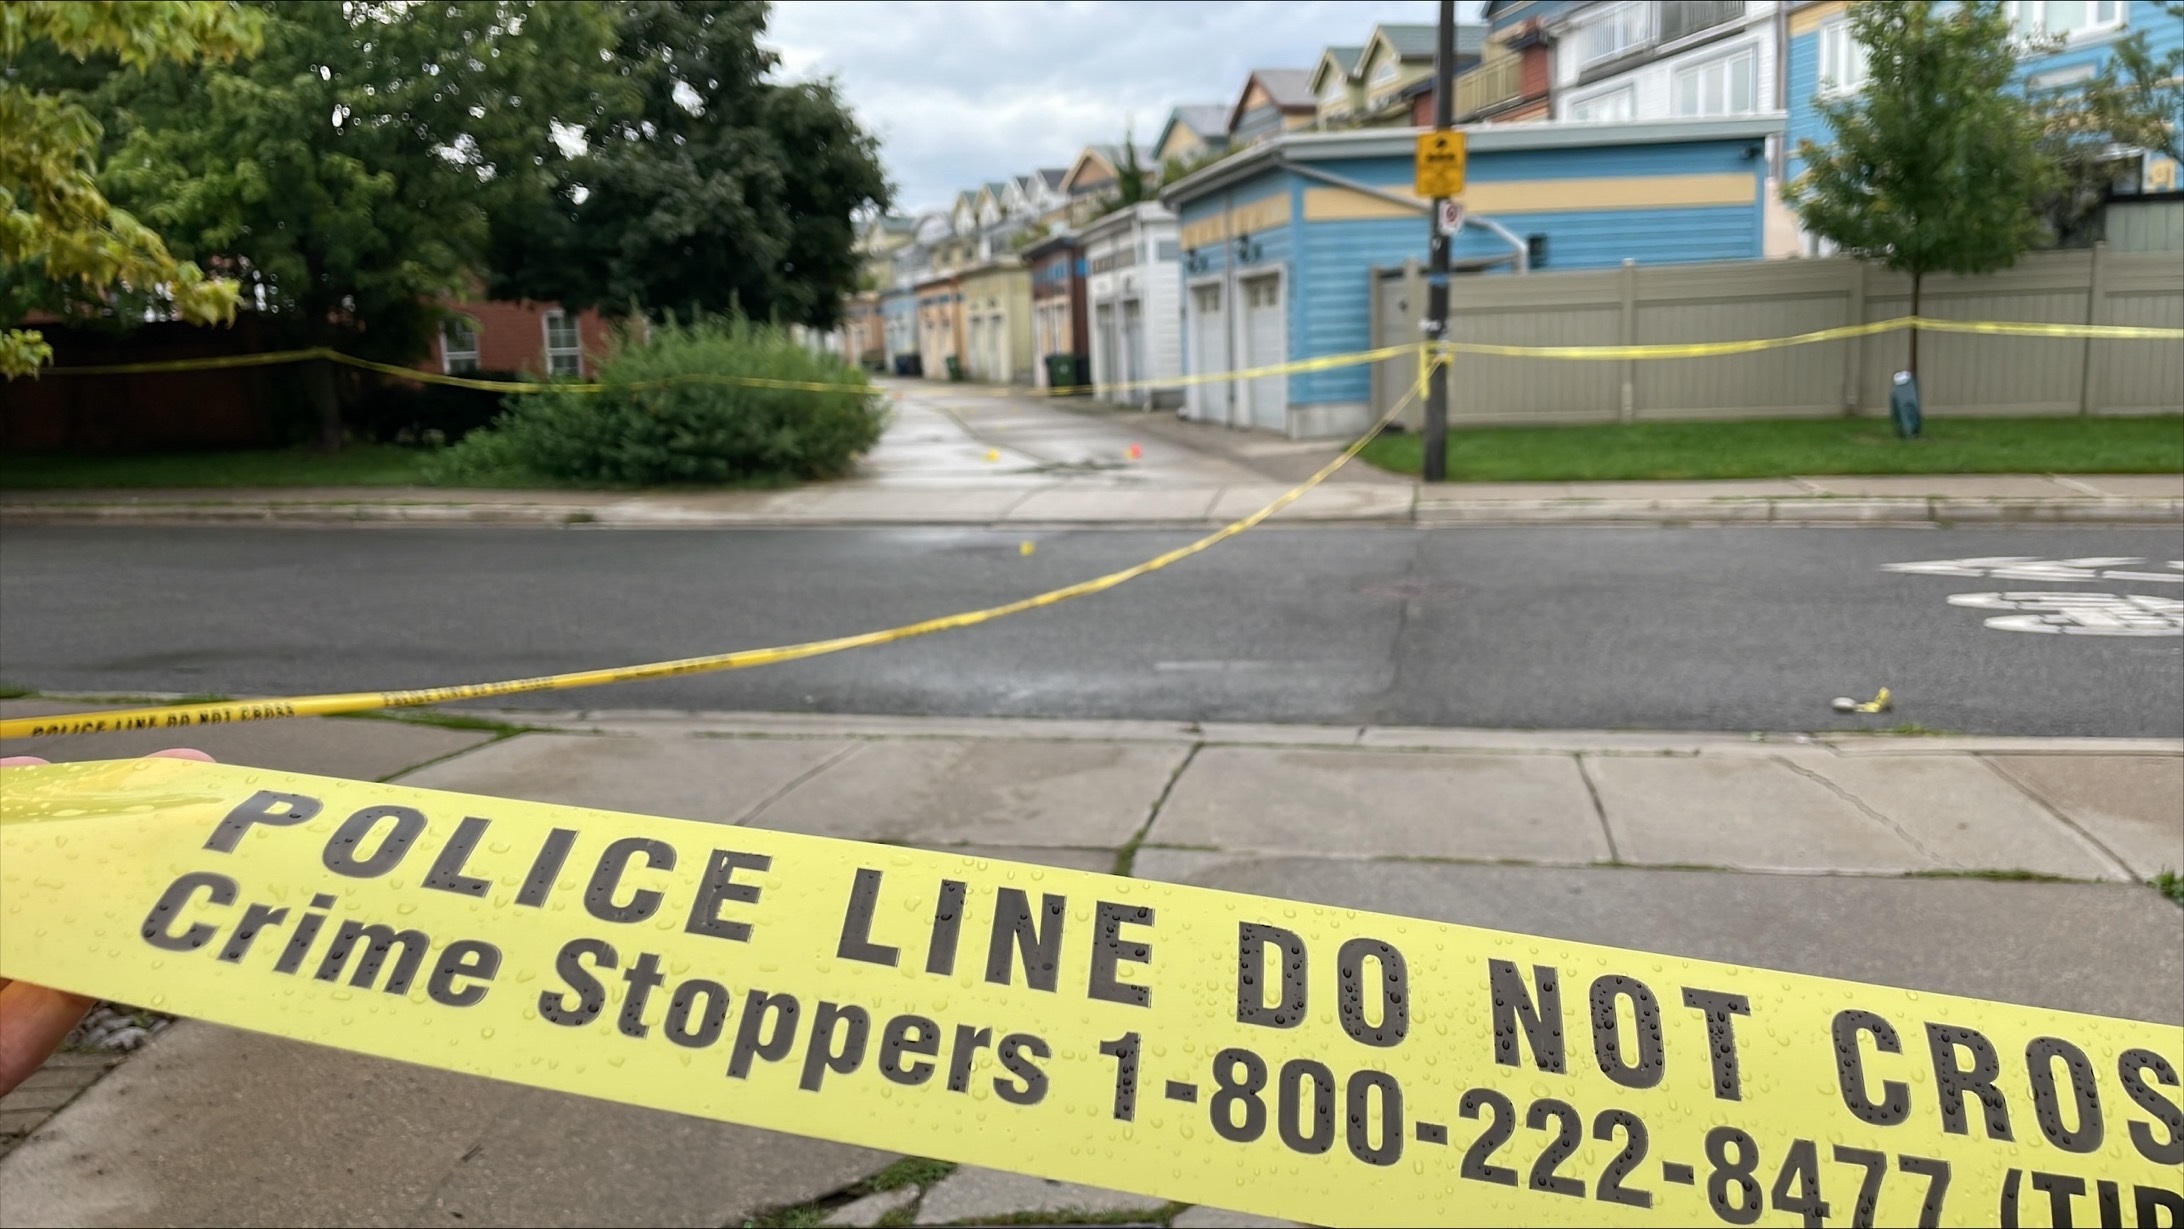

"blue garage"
[1160,116,1783,437]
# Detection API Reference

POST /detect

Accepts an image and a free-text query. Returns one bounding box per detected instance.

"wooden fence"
[1368,245,2184,427]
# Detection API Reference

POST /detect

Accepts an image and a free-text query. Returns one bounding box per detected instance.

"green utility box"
[1890,371,1922,439]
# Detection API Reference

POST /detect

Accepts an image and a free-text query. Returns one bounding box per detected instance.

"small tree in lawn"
[1785,1,2053,388]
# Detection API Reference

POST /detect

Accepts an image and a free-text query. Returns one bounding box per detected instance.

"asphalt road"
[2,524,2179,737]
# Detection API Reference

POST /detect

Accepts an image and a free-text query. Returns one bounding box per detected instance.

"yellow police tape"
[33,316,2184,399]
[0,373,1430,742]
[1,756,2178,1227]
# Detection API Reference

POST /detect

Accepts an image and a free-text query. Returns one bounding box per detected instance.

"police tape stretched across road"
[2,757,2179,1228]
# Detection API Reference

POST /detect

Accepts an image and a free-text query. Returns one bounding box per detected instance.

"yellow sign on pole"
[1415,129,1467,197]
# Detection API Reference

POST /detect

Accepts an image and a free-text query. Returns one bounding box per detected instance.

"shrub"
[353,370,523,446]
[432,319,886,485]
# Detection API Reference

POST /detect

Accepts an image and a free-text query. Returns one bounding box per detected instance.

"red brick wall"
[419,298,614,378]
[1519,45,1550,100]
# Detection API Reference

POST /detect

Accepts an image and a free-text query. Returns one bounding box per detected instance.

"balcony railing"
[1454,52,1525,119]
[1659,0,1745,46]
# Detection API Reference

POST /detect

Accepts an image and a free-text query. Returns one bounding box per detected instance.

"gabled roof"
[1228,68,1316,132]
[1037,167,1066,189]
[878,215,919,234]
[1154,104,1232,156]
[1061,145,1118,195]
[1365,22,1488,67]
[1309,46,1366,95]
[983,180,1009,199]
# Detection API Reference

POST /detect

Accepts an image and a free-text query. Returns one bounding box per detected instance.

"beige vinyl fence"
[1367,245,2184,427]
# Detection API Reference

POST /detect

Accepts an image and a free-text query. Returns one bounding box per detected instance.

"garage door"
[1243,274,1285,432]
[1121,300,1146,407]
[1190,284,1226,423]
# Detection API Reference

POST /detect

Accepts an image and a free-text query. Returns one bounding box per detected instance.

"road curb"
[5,494,2180,528]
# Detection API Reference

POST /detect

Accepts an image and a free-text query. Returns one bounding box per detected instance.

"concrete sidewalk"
[3,381,2177,528]
[2,699,2178,1226]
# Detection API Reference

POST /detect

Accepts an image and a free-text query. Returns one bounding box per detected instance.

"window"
[1658,0,1744,44]
[1320,74,1349,106]
[1568,86,1635,123]
[2028,62,2097,91]
[1371,54,1399,86]
[1578,3,1650,66]
[2011,1,2124,40]
[1818,19,1869,95]
[1674,48,1757,116]
[440,318,479,375]
[542,309,582,376]
[1156,239,1180,263]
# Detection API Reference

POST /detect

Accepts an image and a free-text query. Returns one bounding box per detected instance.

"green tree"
[490,0,889,330]
[1785,1,2054,382]
[2035,2,2184,246]
[84,0,614,447]
[0,1,261,378]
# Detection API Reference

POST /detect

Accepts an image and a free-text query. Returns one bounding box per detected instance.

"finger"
[0,981,97,1097]
[146,749,216,763]
[0,757,51,768]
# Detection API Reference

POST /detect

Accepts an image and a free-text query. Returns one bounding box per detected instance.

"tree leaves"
[0,1,261,377]
[1786,1,2053,279]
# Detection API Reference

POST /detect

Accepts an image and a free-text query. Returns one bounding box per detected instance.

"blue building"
[1159,117,1782,437]
[879,287,920,375]
[1786,0,2184,252]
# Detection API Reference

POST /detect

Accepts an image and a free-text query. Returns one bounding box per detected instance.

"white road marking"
[1945,591,2184,636]
[1884,556,2182,583]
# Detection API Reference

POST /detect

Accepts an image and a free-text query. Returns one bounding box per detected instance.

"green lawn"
[0,445,438,489]
[1360,414,2184,482]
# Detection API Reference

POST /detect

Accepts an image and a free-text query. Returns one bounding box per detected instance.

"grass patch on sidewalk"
[1359,414,2184,482]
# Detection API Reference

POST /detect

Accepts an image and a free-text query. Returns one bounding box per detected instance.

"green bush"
[432,319,886,485]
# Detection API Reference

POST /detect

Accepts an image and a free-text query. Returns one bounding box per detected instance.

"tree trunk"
[305,353,343,453]
[1907,270,1921,384]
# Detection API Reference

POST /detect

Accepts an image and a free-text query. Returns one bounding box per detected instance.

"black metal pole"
[1422,0,1455,483]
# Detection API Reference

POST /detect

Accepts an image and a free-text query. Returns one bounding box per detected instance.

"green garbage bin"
[944,355,963,382]
[1044,352,1078,392]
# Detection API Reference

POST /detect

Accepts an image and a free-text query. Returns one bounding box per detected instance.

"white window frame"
[1673,46,1758,117]
[541,309,582,376]
[1567,84,1636,123]
[1578,2,1652,67]
[1817,18,1870,97]
[2009,0,2126,42]
[440,317,480,375]
[1370,51,1400,86]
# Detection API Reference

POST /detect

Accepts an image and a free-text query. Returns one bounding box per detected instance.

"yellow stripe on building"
[1301,172,1757,222]
[1178,193,1295,249]
[1789,0,1851,37]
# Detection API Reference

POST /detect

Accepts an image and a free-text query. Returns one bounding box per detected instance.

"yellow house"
[1226,68,1317,148]
[1349,22,1486,126]
[1308,45,1367,129]
[957,262,1034,385]
[1153,105,1230,172]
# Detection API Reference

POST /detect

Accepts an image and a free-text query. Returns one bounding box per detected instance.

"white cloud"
[765,0,1484,212]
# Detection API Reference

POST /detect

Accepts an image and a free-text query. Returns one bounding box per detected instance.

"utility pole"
[1421,0,1457,482]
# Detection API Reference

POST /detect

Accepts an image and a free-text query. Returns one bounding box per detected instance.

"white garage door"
[1243,274,1285,432]
[1190,284,1226,423]
[1121,300,1146,407]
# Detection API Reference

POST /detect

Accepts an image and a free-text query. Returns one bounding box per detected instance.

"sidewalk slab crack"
[1774,755,1954,868]
[1116,742,1204,877]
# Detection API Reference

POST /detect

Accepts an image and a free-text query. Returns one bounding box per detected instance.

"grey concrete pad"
[1195,721,1365,746]
[1150,747,1609,862]
[747,738,1188,847]
[1138,858,2184,1024]
[1206,484,1413,522]
[2052,474,2184,498]
[786,488,1035,521]
[823,1187,918,1227]
[1357,725,1774,754]
[1796,755,2125,879]
[998,487,1221,522]
[394,731,858,823]
[1796,474,2078,497]
[1586,754,1937,872]
[1986,755,2184,879]
[512,711,1199,744]
[0,701,494,781]
[1173,1207,1309,1229]
[914,1167,1164,1225]
[0,1021,893,1227]
[903,843,1121,874]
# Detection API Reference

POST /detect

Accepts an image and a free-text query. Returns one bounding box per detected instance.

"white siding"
[1082,204,1185,408]
[1555,1,1780,123]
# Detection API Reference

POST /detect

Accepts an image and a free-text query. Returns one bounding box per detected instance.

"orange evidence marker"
[1127,443,1143,461]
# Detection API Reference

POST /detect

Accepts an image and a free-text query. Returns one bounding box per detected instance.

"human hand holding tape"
[2,757,2176,1227]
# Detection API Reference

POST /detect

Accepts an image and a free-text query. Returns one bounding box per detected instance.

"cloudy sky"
[767,1,1486,214]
